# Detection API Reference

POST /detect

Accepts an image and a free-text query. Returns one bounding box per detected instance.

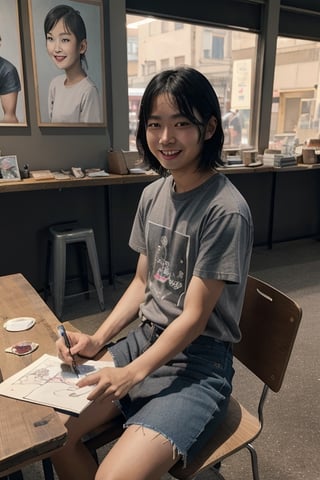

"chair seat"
[169,395,261,479]
[82,396,261,480]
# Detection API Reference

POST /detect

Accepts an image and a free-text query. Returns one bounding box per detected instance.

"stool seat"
[46,224,105,318]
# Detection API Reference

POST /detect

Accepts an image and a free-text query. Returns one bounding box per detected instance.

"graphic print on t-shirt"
[148,222,189,305]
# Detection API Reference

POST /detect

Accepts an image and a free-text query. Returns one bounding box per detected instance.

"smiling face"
[46,19,86,73]
[146,93,216,175]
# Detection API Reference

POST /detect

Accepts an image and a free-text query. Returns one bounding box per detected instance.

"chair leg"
[208,463,226,480]
[41,458,55,480]
[212,469,226,480]
[87,446,99,465]
[246,443,260,480]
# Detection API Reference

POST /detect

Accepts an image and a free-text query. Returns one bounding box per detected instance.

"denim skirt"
[108,320,234,465]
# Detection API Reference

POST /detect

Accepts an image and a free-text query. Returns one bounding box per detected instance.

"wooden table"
[0,273,75,476]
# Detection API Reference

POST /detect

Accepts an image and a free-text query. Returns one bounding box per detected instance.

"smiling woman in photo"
[44,4,101,123]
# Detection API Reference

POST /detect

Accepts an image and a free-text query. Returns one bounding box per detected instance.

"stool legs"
[52,236,67,319]
[85,234,105,311]
[47,227,105,319]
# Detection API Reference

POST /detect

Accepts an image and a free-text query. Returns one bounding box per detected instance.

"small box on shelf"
[30,170,55,180]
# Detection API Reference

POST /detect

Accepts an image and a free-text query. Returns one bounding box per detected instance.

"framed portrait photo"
[0,0,27,126]
[0,155,21,181]
[28,0,106,126]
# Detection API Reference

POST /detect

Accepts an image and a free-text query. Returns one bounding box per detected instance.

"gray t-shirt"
[0,57,21,95]
[129,173,253,343]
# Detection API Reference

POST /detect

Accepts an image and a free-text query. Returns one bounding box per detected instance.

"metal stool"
[46,224,105,319]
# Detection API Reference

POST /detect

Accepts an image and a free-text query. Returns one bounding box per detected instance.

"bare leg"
[51,352,121,480]
[95,425,181,480]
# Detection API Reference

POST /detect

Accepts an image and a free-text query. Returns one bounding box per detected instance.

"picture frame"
[0,155,21,181]
[28,0,106,126]
[0,0,27,126]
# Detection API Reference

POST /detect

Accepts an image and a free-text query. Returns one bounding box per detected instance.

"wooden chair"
[82,275,302,479]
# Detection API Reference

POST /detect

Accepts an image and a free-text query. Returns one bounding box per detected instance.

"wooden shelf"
[0,172,159,193]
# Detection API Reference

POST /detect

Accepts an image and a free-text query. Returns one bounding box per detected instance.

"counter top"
[0,163,318,193]
[0,171,159,193]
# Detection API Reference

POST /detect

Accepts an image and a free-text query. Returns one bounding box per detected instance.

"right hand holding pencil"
[56,329,100,362]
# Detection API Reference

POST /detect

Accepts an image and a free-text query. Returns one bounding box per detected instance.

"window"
[161,58,170,70]
[127,36,138,61]
[203,30,224,59]
[269,37,320,152]
[212,36,224,59]
[174,56,185,67]
[142,60,156,76]
[127,14,258,150]
[161,21,169,33]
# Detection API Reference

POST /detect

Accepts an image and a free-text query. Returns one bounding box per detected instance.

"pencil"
[57,325,80,377]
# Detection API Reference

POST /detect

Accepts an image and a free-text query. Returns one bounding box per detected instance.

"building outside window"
[270,37,320,152]
[126,15,257,151]
[127,15,320,155]
[127,15,320,153]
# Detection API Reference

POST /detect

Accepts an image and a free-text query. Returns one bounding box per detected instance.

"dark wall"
[225,171,274,246]
[0,182,144,292]
[272,169,320,242]
[1,187,107,291]
[227,168,320,247]
[107,183,145,276]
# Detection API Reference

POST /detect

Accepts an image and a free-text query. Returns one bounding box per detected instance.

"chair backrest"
[234,275,302,392]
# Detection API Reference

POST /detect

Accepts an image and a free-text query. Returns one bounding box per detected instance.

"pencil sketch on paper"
[0,353,114,414]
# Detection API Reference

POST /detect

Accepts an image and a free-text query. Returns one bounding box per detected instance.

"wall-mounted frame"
[0,0,27,126]
[28,0,106,126]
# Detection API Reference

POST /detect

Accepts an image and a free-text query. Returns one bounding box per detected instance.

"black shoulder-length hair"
[136,66,224,176]
[44,4,87,68]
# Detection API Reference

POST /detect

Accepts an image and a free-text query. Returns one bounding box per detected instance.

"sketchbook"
[0,353,114,415]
